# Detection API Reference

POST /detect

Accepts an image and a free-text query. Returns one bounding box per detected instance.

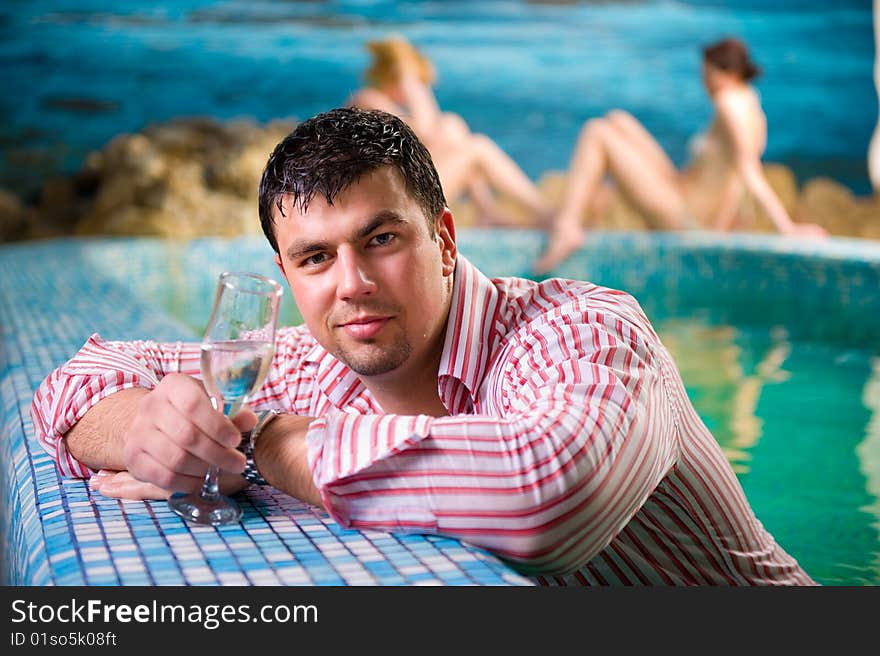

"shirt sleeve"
[306,297,682,575]
[29,333,200,477]
[30,327,309,478]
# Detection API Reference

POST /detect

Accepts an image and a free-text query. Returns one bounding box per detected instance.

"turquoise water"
[0,0,874,199]
[657,315,880,586]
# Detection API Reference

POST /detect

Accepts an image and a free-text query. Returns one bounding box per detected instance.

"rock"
[206,123,293,201]
[0,189,30,241]
[8,117,880,246]
[33,178,78,236]
[796,176,859,235]
[59,116,297,239]
[858,203,880,239]
[764,163,800,214]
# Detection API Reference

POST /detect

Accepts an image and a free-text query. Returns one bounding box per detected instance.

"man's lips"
[337,316,392,340]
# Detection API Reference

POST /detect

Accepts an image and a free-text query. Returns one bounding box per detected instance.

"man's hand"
[89,469,171,500]
[120,373,254,494]
[89,468,249,501]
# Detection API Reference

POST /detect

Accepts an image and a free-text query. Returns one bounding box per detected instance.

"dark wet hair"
[258,106,447,254]
[702,37,761,82]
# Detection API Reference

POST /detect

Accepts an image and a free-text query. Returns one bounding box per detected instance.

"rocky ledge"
[1,116,879,243]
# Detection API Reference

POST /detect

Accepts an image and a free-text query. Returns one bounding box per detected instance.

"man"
[32,107,814,585]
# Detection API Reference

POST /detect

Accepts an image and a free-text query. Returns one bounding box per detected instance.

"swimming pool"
[62,229,880,585]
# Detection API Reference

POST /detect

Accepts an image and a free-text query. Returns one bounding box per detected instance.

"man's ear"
[274,253,286,278]
[436,208,457,276]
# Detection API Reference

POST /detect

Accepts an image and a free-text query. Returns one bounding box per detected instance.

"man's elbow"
[494,516,611,576]
[484,484,618,575]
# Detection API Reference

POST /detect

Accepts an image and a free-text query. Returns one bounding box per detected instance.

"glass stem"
[200,465,222,500]
[198,396,243,501]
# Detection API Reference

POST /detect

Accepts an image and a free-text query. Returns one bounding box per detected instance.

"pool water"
[656,314,880,586]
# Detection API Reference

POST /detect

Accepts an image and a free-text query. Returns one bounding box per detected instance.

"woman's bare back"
[682,85,766,225]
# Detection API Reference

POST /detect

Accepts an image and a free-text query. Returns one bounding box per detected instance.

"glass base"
[168,491,242,526]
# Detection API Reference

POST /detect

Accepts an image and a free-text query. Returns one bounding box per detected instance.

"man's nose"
[336,247,377,300]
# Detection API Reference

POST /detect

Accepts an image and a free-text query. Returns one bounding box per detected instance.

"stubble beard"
[333,337,413,376]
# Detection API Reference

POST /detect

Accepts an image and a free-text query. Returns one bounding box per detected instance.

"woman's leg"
[429,115,550,224]
[532,118,608,274]
[533,115,687,274]
[462,175,524,226]
[604,110,678,183]
[468,134,549,217]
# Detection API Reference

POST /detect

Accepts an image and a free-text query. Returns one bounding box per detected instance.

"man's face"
[273,166,456,380]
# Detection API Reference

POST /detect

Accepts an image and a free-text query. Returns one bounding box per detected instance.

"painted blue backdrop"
[0,0,875,199]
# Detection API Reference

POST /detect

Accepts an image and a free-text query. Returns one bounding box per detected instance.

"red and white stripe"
[30,256,815,585]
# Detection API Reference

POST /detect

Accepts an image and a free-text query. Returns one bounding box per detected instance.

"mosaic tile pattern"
[461,229,880,350]
[0,237,532,586]
[3,230,880,586]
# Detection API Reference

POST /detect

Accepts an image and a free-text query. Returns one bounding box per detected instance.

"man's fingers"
[232,406,258,434]
[149,406,245,474]
[168,391,241,449]
[125,450,209,494]
[121,374,246,493]
[89,470,173,501]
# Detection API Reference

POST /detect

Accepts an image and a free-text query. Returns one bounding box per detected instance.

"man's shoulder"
[491,275,657,343]
[493,275,642,318]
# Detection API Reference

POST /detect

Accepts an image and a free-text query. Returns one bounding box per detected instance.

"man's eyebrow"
[355,211,408,239]
[286,238,329,261]
[285,211,409,261]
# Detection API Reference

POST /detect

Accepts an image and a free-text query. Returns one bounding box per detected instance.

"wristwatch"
[240,409,282,486]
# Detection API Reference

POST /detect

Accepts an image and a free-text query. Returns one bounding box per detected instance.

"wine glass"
[168,271,282,526]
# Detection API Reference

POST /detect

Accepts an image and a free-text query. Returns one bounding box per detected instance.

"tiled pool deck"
[2,229,879,585]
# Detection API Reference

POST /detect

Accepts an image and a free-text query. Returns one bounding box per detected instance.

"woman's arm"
[711,172,746,232]
[714,91,798,234]
[395,72,443,137]
[348,87,405,117]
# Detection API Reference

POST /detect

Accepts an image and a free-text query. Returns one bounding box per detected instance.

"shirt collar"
[436,255,502,404]
[303,254,501,410]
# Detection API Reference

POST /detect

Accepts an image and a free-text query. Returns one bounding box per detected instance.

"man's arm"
[31,333,254,494]
[265,294,680,576]
[64,387,148,472]
[66,374,250,496]
[253,414,323,508]
[31,333,197,478]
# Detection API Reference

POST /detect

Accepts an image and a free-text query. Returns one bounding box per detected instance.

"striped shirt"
[31,255,815,585]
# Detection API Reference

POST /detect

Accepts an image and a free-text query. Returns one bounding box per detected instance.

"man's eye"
[303,253,327,266]
[371,233,395,246]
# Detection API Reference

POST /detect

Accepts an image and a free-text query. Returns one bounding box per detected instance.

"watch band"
[240,409,282,486]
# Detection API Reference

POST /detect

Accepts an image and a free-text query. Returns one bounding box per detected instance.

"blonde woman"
[534,37,828,275]
[349,35,551,226]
